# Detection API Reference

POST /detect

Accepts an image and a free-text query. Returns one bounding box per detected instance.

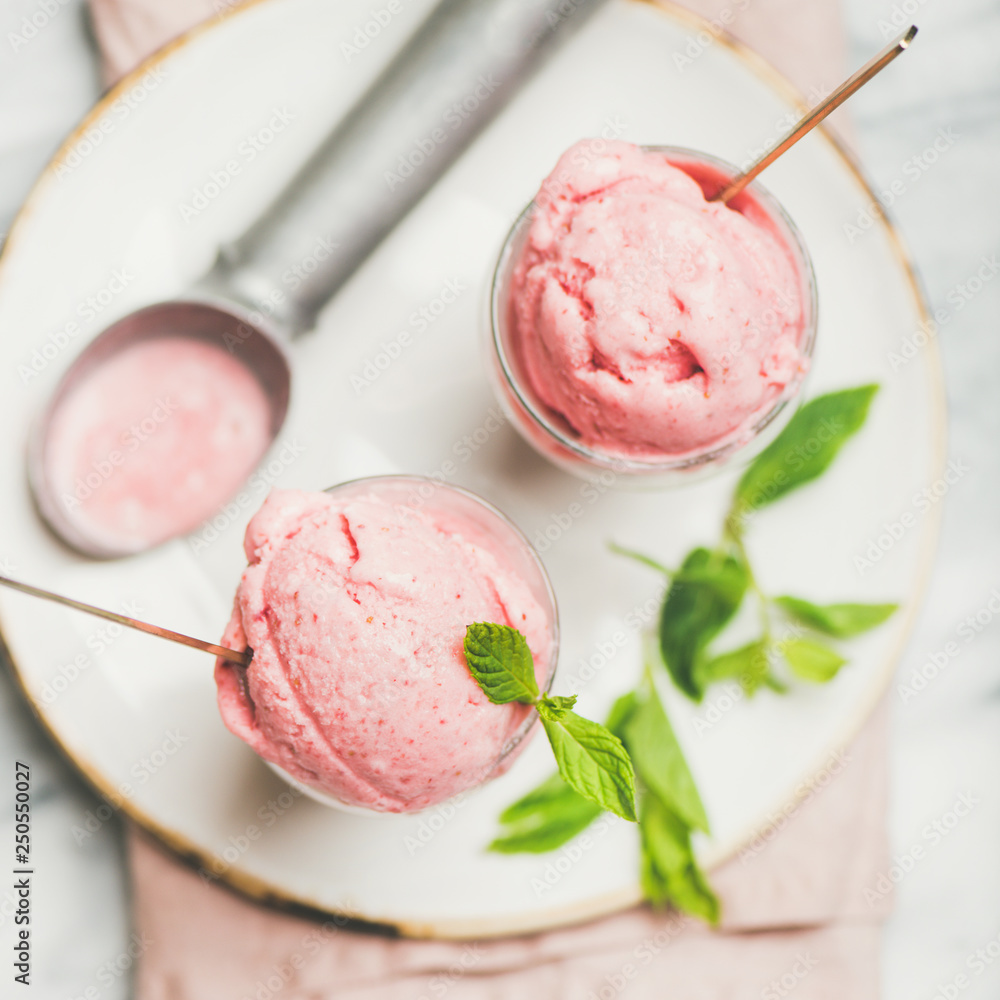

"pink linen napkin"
[84,0,887,995]
[128,700,889,999]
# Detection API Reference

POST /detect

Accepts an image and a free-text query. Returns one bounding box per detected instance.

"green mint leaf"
[782,637,847,682]
[658,547,749,701]
[490,802,603,854]
[623,683,709,834]
[764,674,790,694]
[490,774,602,854]
[498,772,577,824]
[604,690,640,740]
[537,694,578,717]
[734,385,879,517]
[695,639,771,696]
[464,622,539,705]
[775,597,898,638]
[538,709,637,822]
[639,792,719,924]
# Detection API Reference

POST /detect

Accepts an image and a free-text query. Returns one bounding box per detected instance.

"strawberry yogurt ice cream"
[505,140,810,461]
[42,336,272,553]
[215,481,555,813]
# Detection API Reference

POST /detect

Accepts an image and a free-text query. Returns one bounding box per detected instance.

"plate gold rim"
[0,0,947,940]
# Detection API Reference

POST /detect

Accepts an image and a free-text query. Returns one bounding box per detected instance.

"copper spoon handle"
[0,574,250,666]
[712,25,918,204]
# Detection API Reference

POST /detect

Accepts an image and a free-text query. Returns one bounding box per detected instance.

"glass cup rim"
[488,144,819,474]
[320,473,559,766]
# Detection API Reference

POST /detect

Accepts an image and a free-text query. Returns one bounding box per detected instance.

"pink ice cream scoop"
[215,480,557,813]
[41,336,273,555]
[505,140,811,461]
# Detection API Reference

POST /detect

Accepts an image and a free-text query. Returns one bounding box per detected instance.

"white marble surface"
[0,0,997,997]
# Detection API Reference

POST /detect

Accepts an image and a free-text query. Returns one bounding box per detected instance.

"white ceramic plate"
[0,0,944,938]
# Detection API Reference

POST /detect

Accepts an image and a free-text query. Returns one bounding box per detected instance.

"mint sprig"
[774,596,898,638]
[616,385,899,701]
[483,384,893,926]
[464,623,637,822]
[782,637,847,682]
[536,699,637,822]
[464,621,540,703]
[639,787,719,924]
[489,773,603,854]
[486,653,719,924]
[732,384,879,519]
[657,548,748,700]
[622,666,709,834]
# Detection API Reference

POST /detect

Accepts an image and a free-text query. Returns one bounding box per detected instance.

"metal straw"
[0,574,250,666]
[712,25,917,203]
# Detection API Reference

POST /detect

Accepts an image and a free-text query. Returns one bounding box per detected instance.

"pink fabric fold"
[83,0,884,995]
[128,700,889,999]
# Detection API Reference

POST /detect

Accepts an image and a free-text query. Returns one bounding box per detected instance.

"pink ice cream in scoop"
[507,140,809,460]
[215,484,554,813]
[43,336,273,553]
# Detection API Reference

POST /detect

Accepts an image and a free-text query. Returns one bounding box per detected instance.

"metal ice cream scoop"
[29,0,608,559]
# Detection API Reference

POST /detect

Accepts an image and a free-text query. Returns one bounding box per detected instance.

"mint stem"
[608,541,675,578]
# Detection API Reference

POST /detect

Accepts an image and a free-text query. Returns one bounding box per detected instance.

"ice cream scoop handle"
[207,0,607,333]
[0,575,250,665]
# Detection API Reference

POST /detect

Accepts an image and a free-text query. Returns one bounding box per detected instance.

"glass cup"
[239,475,559,814]
[487,145,818,488]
